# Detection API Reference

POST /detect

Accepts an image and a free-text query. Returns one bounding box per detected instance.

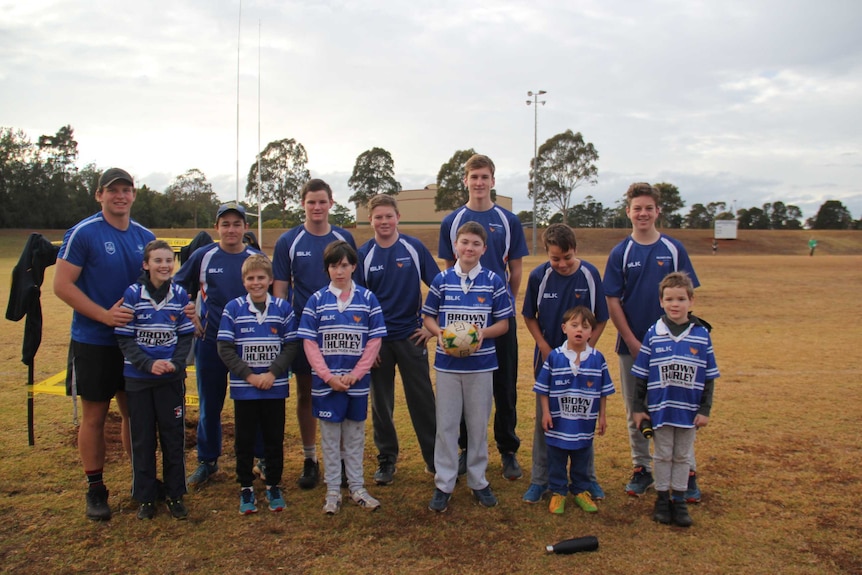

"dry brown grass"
[0,230,860,575]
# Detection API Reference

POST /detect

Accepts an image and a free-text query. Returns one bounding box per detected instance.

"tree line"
[2,125,859,230]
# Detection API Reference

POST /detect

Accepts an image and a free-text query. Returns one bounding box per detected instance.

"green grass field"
[0,229,860,574]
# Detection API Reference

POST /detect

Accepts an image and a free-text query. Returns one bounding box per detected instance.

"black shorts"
[66,341,126,402]
[291,344,312,376]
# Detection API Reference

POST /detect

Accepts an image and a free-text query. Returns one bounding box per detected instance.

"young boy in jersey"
[533,306,614,515]
[115,240,195,520]
[217,254,299,514]
[357,194,439,484]
[603,183,701,500]
[273,179,357,489]
[298,241,386,514]
[174,202,263,489]
[424,222,513,512]
[521,224,609,504]
[631,272,718,527]
[438,154,529,481]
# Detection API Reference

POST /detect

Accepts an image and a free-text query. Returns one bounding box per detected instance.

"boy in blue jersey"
[55,168,156,521]
[533,306,614,515]
[358,194,439,484]
[631,272,718,527]
[174,202,262,489]
[521,224,609,504]
[437,154,529,481]
[603,183,701,499]
[298,241,386,514]
[116,240,195,520]
[217,255,300,515]
[273,179,357,489]
[424,222,513,512]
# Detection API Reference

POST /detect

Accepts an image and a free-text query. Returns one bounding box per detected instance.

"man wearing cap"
[55,168,156,520]
[174,201,263,489]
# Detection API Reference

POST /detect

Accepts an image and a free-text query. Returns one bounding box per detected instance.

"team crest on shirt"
[586,380,594,388]
[170,314,177,322]
[689,347,699,355]
[104,241,116,255]
[477,296,486,304]
[396,262,403,268]
[352,315,362,323]
[575,293,581,299]
[657,260,665,267]
[271,327,279,335]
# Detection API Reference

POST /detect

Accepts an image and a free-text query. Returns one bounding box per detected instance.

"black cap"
[216,201,246,220]
[98,168,134,188]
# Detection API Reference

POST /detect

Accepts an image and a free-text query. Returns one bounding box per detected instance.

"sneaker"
[253,459,267,483]
[428,488,451,512]
[625,466,654,497]
[374,460,396,486]
[549,493,566,514]
[351,488,381,511]
[588,480,605,501]
[671,498,693,527]
[166,497,189,520]
[574,491,598,513]
[137,501,156,520]
[85,486,111,521]
[684,471,702,503]
[188,461,218,489]
[653,491,672,524]
[266,486,286,512]
[522,483,548,504]
[323,490,342,515]
[457,450,467,477]
[472,485,498,508]
[239,488,258,515]
[297,458,320,490]
[501,452,523,480]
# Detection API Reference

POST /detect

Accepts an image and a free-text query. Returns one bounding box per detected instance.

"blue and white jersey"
[272,225,356,314]
[522,260,609,373]
[533,345,615,450]
[218,294,297,401]
[631,319,719,429]
[422,266,513,374]
[173,244,262,342]
[357,234,440,341]
[438,205,529,302]
[115,281,195,380]
[297,283,387,399]
[59,213,155,346]
[603,234,699,355]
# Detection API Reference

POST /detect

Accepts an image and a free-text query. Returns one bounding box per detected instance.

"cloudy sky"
[3,0,861,221]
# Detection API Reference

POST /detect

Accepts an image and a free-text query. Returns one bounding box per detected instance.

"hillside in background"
[2,228,859,259]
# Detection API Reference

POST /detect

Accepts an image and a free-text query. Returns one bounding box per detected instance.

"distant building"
[355,184,514,228]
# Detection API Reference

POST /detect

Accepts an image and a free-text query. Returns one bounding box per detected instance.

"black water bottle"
[545,536,599,554]
[639,419,653,439]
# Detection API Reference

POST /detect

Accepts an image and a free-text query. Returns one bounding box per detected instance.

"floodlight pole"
[526,90,547,256]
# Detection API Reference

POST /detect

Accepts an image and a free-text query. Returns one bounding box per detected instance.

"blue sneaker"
[429,488,451,512]
[625,466,654,497]
[588,480,605,501]
[266,486,285,512]
[522,483,548,504]
[472,485,498,508]
[684,471,702,503]
[239,488,258,515]
[188,460,218,489]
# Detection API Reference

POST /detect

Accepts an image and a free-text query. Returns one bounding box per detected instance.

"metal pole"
[527,90,546,256]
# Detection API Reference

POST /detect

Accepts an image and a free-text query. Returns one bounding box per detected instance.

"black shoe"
[85,486,111,521]
[501,452,523,480]
[137,501,156,520]
[652,491,671,524]
[166,497,189,520]
[671,496,693,527]
[374,460,396,485]
[298,458,320,490]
